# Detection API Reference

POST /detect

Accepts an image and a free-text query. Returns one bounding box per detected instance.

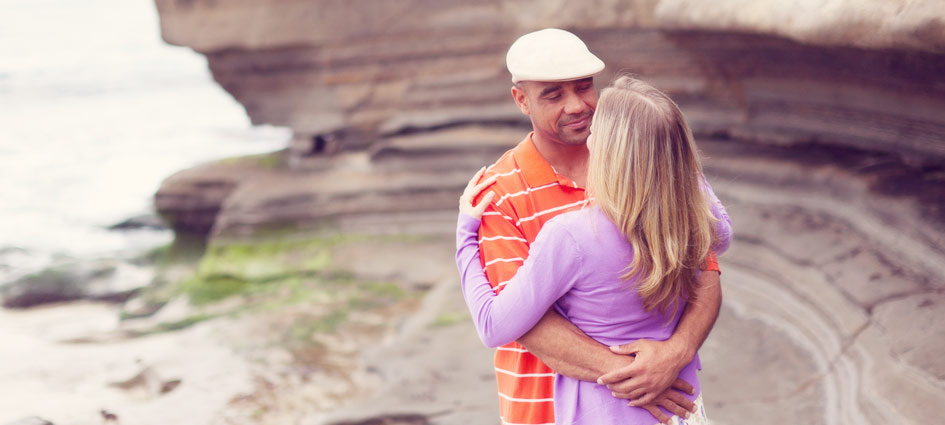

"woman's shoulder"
[545,204,595,227]
[543,205,614,243]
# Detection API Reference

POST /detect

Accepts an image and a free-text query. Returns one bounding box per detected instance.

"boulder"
[2,418,54,425]
[154,125,526,240]
[1,261,151,309]
[108,214,168,231]
[154,152,284,238]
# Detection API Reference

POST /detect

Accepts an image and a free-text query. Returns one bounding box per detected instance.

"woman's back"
[553,206,683,346]
[541,206,704,424]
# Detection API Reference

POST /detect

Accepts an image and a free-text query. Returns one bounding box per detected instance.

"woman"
[455,76,731,424]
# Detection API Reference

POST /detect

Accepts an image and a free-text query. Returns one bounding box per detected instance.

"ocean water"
[0,0,290,285]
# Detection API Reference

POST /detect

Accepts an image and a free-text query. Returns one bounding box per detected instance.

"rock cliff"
[153,0,945,168]
[152,0,945,239]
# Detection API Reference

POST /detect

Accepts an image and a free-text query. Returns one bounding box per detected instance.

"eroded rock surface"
[153,0,945,169]
[697,140,945,425]
[152,0,945,239]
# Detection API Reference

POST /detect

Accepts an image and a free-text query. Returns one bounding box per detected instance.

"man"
[469,28,725,425]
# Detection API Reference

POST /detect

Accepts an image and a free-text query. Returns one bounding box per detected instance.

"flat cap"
[506,28,605,83]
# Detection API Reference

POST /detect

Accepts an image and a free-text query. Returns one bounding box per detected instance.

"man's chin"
[559,130,590,146]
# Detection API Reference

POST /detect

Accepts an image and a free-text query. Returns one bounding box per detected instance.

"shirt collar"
[515,132,559,187]
[514,132,585,189]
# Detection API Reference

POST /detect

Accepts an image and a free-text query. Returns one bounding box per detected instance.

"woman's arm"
[456,214,584,347]
[702,177,733,255]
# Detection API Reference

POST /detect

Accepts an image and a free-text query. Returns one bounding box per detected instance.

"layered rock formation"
[152,0,945,240]
[150,1,945,423]
[154,0,945,170]
[695,139,945,425]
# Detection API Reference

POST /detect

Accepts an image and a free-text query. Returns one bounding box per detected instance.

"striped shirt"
[473,133,720,425]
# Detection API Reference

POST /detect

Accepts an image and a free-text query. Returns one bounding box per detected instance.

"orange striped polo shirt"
[475,133,719,425]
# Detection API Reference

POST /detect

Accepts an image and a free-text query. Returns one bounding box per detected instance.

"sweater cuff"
[457,213,482,230]
[456,213,482,249]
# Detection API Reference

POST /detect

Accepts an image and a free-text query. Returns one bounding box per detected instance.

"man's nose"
[562,91,587,115]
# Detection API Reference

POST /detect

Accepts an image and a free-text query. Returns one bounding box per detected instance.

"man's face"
[513,77,598,146]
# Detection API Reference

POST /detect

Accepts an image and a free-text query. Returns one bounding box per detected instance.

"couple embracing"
[454,29,733,425]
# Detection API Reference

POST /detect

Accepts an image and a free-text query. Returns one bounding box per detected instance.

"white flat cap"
[506,28,605,83]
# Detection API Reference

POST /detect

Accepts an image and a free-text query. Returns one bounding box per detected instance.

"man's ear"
[511,85,530,116]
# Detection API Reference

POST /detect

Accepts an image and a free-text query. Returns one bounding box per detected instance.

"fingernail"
[685,411,691,419]
[597,378,603,384]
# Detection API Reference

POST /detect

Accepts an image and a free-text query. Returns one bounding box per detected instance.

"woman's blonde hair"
[587,75,716,316]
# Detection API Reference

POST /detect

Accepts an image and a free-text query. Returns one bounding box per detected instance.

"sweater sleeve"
[456,213,584,348]
[700,176,733,255]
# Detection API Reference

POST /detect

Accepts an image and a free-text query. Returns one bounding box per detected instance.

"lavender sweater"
[455,198,731,424]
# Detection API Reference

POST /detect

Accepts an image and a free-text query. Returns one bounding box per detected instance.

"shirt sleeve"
[476,190,532,294]
[456,213,584,348]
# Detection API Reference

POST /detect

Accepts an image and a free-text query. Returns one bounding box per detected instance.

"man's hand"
[608,376,695,424]
[596,338,692,406]
[630,385,696,425]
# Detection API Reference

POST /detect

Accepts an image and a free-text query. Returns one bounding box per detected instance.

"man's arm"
[599,269,722,406]
[518,308,699,424]
[516,309,625,380]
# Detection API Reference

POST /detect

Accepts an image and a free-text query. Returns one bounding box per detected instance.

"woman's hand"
[459,166,497,219]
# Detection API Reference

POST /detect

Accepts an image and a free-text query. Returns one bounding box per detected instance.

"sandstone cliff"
[153,0,945,167]
[152,0,945,239]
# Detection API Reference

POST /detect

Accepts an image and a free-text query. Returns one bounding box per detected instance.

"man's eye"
[546,95,561,101]
[578,85,592,92]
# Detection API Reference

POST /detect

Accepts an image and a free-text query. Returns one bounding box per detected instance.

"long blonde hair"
[587,76,716,316]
